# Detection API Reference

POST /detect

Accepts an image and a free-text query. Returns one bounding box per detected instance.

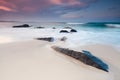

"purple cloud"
[0,0,119,22]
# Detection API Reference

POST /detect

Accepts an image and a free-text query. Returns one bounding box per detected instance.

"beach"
[0,0,120,79]
[0,22,120,80]
[0,39,120,80]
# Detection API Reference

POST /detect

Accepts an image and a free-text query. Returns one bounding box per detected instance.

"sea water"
[0,22,120,48]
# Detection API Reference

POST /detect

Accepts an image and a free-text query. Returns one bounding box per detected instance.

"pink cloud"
[0,0,50,12]
[0,0,16,8]
[67,0,86,6]
[0,0,97,20]
[0,0,16,12]
[50,0,62,5]
[0,6,13,11]
[9,0,51,13]
[0,0,87,13]
[50,0,86,6]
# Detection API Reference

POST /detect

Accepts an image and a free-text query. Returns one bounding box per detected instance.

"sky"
[0,0,120,22]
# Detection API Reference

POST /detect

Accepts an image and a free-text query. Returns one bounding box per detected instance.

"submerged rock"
[52,46,109,72]
[36,37,54,42]
[13,24,31,28]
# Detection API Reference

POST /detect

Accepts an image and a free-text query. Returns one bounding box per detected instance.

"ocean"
[0,21,120,48]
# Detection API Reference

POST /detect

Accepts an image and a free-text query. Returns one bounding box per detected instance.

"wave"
[105,24,120,28]
[82,22,106,27]
[67,22,85,25]
[81,22,120,28]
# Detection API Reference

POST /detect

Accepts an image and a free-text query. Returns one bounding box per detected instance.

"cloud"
[0,0,88,13]
[0,0,16,12]
[0,0,99,21]
[0,0,50,12]
[50,0,85,6]
[50,0,62,5]
[61,11,81,18]
[0,6,13,11]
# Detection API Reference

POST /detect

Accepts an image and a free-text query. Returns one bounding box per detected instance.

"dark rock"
[59,26,77,33]
[82,50,109,72]
[60,36,67,41]
[60,30,69,33]
[36,37,54,42]
[71,29,77,32]
[52,27,56,29]
[35,26,44,29]
[52,46,109,72]
[13,24,31,28]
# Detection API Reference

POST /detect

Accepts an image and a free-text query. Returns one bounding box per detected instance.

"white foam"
[0,27,120,49]
[106,24,120,28]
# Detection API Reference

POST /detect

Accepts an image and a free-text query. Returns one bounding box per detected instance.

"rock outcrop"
[59,27,77,33]
[36,37,54,42]
[13,24,31,28]
[52,46,109,72]
[60,30,69,33]
[71,29,77,32]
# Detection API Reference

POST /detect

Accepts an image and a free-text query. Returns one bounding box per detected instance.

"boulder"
[60,30,69,33]
[52,46,109,72]
[60,27,77,33]
[70,29,77,32]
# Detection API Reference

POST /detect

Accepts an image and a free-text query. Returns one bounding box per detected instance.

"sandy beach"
[0,0,120,79]
[0,40,120,80]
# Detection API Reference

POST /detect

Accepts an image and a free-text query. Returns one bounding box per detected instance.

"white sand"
[0,40,120,80]
[0,36,14,44]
